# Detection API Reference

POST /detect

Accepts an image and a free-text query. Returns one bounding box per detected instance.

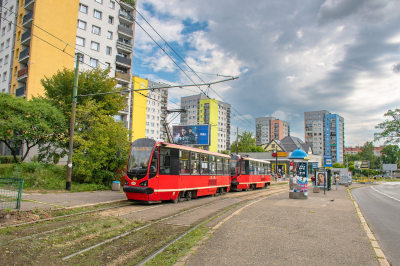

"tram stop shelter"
[288,148,310,199]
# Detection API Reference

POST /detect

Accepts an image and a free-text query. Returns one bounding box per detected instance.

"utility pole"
[236,127,238,155]
[66,53,80,191]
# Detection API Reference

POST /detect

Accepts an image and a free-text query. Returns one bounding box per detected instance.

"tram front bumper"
[123,186,154,195]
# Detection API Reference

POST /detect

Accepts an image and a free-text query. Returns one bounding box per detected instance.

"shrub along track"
[0,184,287,266]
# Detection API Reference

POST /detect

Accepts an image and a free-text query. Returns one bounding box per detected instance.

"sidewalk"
[184,184,380,266]
[19,190,126,211]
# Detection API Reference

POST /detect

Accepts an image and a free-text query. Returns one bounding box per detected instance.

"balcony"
[21,29,31,46]
[115,71,130,83]
[120,0,135,10]
[15,86,26,97]
[116,55,131,67]
[17,66,28,82]
[22,11,33,28]
[118,25,134,38]
[24,0,35,11]
[117,41,132,53]
[118,9,134,24]
[19,47,30,63]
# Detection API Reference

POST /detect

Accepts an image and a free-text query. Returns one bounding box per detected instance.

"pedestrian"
[283,174,286,182]
[311,176,315,186]
[335,175,339,190]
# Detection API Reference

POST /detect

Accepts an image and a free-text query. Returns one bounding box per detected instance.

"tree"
[0,93,65,163]
[359,141,374,162]
[231,131,264,153]
[39,67,127,161]
[332,162,345,168]
[380,145,399,164]
[72,100,130,184]
[374,109,400,145]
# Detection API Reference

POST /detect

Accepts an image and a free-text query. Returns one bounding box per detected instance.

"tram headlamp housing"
[139,180,148,187]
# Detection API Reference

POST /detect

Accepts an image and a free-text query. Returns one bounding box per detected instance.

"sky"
[131,0,400,147]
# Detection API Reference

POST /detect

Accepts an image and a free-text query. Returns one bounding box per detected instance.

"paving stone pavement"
[185,185,379,266]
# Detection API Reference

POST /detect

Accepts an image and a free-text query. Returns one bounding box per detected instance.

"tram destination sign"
[173,125,210,145]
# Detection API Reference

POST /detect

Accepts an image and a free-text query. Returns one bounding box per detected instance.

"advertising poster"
[354,161,369,169]
[316,171,326,187]
[172,125,209,145]
[296,162,308,195]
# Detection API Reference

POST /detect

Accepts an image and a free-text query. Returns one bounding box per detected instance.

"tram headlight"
[139,180,148,187]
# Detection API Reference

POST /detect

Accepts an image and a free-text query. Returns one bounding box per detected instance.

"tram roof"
[156,142,231,159]
[242,157,271,164]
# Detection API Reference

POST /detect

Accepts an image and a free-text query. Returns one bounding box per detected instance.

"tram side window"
[224,158,229,175]
[254,162,259,175]
[249,161,254,175]
[179,150,190,174]
[216,157,223,175]
[190,152,200,175]
[210,155,216,174]
[241,161,246,175]
[266,164,271,175]
[260,163,265,175]
[159,148,171,174]
[201,154,209,174]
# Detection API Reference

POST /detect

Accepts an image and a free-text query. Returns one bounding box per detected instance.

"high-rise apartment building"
[304,110,345,163]
[6,0,135,123]
[0,0,19,93]
[255,117,290,145]
[131,76,168,142]
[180,94,231,152]
[0,0,136,158]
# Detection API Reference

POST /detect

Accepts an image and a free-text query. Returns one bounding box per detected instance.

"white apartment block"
[0,0,18,93]
[76,0,136,129]
[144,80,168,140]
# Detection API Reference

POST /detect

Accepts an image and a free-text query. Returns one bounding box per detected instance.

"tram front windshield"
[230,155,239,177]
[127,139,155,179]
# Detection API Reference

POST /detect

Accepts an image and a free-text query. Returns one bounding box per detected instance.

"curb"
[347,188,390,266]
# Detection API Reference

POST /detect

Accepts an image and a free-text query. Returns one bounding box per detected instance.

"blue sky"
[132,0,400,147]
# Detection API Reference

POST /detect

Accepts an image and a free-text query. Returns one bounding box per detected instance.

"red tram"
[230,154,272,191]
[123,138,231,203]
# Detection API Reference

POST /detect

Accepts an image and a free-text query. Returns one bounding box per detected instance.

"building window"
[6,39,10,47]
[107,31,112,39]
[93,10,102,19]
[106,46,112,55]
[90,58,98,67]
[108,16,114,24]
[91,41,99,51]
[106,62,111,68]
[95,0,103,3]
[110,1,115,9]
[4,55,9,65]
[77,20,87,30]
[76,36,85,46]
[79,4,88,13]
[3,11,7,18]
[3,72,7,81]
[0,59,2,66]
[92,25,101,35]
[79,54,84,63]
[7,22,12,31]
[0,43,3,51]
[1,27,5,35]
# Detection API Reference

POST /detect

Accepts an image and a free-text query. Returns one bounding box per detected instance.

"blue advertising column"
[288,148,310,199]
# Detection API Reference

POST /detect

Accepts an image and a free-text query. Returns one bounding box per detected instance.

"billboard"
[354,161,369,169]
[172,125,210,145]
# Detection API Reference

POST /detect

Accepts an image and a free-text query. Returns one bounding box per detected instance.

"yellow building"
[131,76,168,142]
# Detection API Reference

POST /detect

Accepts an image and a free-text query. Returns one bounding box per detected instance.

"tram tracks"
[0,185,287,266]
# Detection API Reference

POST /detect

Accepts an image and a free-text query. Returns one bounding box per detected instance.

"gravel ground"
[186,186,379,266]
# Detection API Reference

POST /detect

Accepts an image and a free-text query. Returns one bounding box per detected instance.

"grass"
[0,163,110,192]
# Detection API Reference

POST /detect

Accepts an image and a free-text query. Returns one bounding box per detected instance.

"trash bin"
[112,181,120,191]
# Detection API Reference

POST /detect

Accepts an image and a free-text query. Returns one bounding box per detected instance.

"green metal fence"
[0,178,24,210]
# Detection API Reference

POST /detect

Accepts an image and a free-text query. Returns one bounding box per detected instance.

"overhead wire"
[131,5,256,130]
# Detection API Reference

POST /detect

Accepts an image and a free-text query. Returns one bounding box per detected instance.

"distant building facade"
[131,76,168,142]
[304,110,345,163]
[180,94,231,152]
[345,145,386,156]
[255,117,290,145]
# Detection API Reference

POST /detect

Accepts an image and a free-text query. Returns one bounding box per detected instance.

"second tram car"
[230,154,272,191]
[123,138,231,203]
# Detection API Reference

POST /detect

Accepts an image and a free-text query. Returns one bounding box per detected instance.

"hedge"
[0,156,21,164]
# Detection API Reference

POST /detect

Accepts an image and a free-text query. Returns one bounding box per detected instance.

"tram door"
[158,148,179,199]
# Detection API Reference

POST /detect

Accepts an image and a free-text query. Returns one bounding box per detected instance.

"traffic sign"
[312,162,318,169]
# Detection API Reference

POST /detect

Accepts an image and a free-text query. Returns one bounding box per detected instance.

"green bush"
[0,162,110,191]
[0,156,21,164]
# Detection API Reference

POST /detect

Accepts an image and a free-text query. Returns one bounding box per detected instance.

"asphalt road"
[352,182,400,266]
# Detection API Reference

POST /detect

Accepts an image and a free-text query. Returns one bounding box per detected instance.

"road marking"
[348,189,390,266]
[371,186,400,202]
